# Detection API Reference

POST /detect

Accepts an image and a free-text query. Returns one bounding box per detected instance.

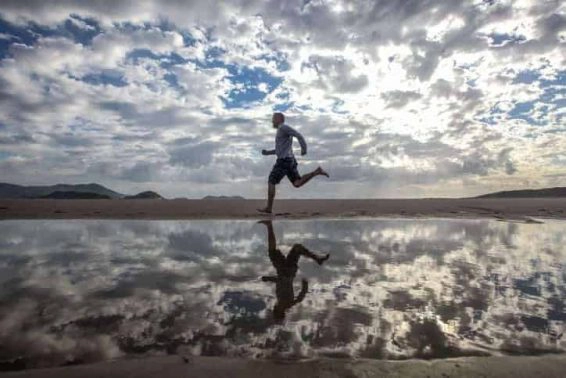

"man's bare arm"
[293,279,309,305]
[262,149,276,155]
[284,126,307,155]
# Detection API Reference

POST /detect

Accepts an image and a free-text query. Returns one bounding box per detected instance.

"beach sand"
[0,198,565,220]
[3,354,566,378]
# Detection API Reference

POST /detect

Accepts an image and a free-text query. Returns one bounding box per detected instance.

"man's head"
[272,112,285,128]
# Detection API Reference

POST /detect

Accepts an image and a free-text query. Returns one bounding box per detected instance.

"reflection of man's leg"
[258,220,286,270]
[287,244,330,265]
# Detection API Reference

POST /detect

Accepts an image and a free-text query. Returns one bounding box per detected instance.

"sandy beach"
[3,354,566,378]
[1,198,565,220]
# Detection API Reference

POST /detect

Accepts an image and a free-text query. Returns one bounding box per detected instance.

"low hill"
[124,191,164,199]
[40,191,112,199]
[0,183,123,199]
[202,195,245,200]
[475,187,566,198]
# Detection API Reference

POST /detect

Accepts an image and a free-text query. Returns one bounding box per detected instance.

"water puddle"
[0,218,564,370]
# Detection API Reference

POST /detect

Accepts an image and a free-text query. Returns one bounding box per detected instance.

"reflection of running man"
[258,220,329,322]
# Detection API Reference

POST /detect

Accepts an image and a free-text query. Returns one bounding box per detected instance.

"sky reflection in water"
[0,218,565,370]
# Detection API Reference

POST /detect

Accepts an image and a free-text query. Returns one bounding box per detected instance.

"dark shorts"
[268,157,301,185]
[269,247,300,277]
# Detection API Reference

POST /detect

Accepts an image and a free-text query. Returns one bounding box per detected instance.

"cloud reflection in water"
[0,218,564,370]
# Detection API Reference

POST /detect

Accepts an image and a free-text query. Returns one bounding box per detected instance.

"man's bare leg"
[260,220,276,252]
[289,244,330,265]
[258,183,276,213]
[292,166,329,188]
[258,220,281,282]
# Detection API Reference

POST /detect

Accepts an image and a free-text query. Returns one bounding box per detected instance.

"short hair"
[273,112,285,122]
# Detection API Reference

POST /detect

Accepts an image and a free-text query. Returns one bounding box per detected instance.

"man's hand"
[262,149,268,155]
[301,150,307,156]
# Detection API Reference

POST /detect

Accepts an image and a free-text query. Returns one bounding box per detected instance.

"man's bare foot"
[257,207,272,214]
[257,220,272,225]
[316,253,330,265]
[317,166,329,178]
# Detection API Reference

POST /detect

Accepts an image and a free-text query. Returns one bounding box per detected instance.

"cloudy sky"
[0,0,564,198]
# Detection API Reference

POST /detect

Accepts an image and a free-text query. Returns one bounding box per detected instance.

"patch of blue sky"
[163,72,179,88]
[62,15,102,45]
[273,102,294,112]
[487,32,526,46]
[113,21,155,33]
[0,151,13,160]
[115,20,197,47]
[0,17,40,59]
[477,102,507,125]
[466,78,478,87]
[505,70,565,126]
[538,71,565,115]
[540,86,564,104]
[81,70,128,87]
[296,104,313,112]
[258,52,291,71]
[0,14,102,60]
[476,115,498,125]
[224,65,283,108]
[102,34,286,109]
[331,99,348,114]
[272,91,293,112]
[199,46,227,68]
[508,100,545,125]
[512,69,541,84]
[125,48,188,68]
[540,70,566,87]
[156,20,196,47]
[124,48,191,91]
[223,65,283,108]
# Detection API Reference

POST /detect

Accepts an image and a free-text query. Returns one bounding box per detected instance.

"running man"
[258,112,329,214]
[258,220,329,322]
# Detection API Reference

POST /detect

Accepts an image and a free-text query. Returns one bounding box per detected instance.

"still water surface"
[0,218,564,370]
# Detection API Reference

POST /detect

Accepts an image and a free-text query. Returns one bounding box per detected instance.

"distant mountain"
[0,183,124,199]
[202,195,245,200]
[41,191,111,199]
[124,191,164,199]
[475,187,566,198]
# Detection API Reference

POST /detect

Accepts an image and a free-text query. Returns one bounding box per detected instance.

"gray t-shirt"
[273,124,307,159]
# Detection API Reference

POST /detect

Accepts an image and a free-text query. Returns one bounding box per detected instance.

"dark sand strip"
[0,198,565,220]
[3,354,566,378]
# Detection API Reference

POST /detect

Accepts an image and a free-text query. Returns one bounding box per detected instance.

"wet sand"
[3,354,566,378]
[0,198,565,220]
